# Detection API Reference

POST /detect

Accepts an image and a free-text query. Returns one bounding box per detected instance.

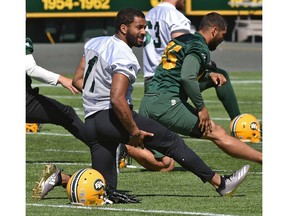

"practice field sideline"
[33,42,262,74]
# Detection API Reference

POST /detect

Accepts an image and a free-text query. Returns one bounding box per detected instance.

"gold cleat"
[32,164,59,200]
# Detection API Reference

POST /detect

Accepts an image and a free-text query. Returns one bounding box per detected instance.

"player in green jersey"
[139,12,262,164]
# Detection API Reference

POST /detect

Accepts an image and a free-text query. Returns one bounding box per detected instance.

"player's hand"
[128,130,154,149]
[58,75,80,94]
[198,107,212,134]
[210,72,226,87]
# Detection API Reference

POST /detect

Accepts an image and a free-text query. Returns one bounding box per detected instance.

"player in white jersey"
[143,0,195,84]
[71,8,250,200]
[81,36,140,117]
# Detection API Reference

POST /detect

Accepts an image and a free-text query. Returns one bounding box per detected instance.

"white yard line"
[26,203,238,216]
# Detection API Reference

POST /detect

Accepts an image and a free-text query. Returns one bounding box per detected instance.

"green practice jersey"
[147,32,210,110]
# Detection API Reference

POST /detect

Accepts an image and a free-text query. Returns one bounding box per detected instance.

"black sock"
[55,170,62,187]
[219,176,226,189]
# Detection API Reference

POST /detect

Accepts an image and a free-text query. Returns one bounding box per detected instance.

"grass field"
[26,71,262,216]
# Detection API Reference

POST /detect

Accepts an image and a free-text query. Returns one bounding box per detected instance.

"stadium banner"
[26,0,157,18]
[26,0,262,18]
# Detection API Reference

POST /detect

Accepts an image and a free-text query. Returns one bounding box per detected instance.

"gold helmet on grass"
[230,113,261,143]
[26,123,41,133]
[66,168,109,206]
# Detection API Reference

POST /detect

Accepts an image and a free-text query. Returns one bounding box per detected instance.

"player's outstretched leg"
[204,121,262,164]
[216,164,250,196]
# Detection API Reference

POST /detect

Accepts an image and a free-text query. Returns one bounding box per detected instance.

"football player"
[143,0,240,119]
[139,12,262,165]
[26,37,88,145]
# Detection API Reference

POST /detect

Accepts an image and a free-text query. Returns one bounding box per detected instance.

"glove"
[107,191,141,204]
[106,187,141,204]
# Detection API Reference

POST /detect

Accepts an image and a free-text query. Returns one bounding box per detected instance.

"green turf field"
[26,71,262,216]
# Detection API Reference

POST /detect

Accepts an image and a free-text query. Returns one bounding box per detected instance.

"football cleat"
[230,113,261,143]
[32,164,62,200]
[216,164,250,197]
[116,143,129,173]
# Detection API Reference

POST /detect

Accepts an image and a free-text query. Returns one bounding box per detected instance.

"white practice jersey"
[143,2,195,78]
[82,35,141,118]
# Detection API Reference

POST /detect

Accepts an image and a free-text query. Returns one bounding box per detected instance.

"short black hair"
[114,8,145,33]
[199,12,228,31]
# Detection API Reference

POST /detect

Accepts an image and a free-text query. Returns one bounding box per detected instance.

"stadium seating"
[81,28,106,42]
[59,20,77,42]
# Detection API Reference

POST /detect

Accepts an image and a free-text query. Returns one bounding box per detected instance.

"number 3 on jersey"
[144,21,161,48]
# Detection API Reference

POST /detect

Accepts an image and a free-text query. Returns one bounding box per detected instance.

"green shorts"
[139,93,199,136]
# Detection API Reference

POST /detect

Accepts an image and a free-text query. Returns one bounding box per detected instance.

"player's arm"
[72,56,86,93]
[26,53,79,94]
[181,54,205,111]
[201,61,226,87]
[180,54,212,133]
[57,75,79,94]
[26,54,60,85]
[110,73,153,149]
[110,73,141,142]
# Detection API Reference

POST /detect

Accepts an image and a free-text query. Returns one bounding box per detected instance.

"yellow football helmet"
[66,168,108,206]
[230,113,261,143]
[26,123,41,133]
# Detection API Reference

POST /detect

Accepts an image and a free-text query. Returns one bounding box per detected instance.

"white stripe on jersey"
[143,2,195,77]
[82,35,141,118]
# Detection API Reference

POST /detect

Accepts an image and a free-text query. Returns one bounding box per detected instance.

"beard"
[208,38,222,51]
[208,43,217,51]
[126,32,143,47]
